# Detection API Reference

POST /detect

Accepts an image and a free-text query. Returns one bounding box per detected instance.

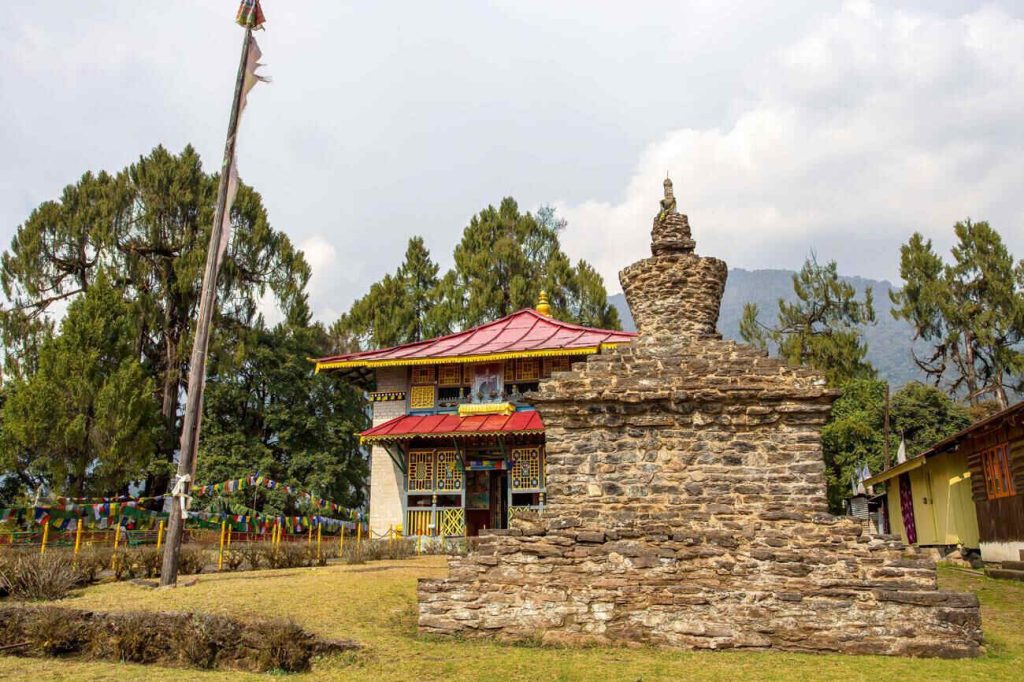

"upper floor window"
[981,443,1016,500]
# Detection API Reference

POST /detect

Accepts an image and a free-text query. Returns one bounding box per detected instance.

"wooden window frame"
[410,366,436,385]
[437,364,462,387]
[516,358,540,382]
[981,443,1016,500]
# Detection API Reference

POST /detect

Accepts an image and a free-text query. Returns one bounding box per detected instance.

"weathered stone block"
[418,191,982,658]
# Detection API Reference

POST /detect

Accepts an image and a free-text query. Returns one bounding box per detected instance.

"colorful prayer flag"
[236,0,266,30]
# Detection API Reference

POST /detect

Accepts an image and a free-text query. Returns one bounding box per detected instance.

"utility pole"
[883,382,892,469]
[160,22,254,587]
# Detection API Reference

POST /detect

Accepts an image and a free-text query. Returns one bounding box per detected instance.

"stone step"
[986,568,1024,582]
[1000,560,1024,571]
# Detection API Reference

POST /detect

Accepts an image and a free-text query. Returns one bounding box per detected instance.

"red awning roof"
[315,308,635,371]
[360,411,544,443]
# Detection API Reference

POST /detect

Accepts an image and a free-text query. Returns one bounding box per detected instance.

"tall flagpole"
[160,23,254,587]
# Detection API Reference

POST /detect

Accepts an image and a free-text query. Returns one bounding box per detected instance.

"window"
[516,358,540,381]
[981,444,1016,500]
[410,366,435,385]
[437,364,462,387]
[409,384,435,410]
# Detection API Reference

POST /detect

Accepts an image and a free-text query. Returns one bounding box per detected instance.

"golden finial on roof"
[535,290,552,317]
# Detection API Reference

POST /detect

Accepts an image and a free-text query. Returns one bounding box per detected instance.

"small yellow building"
[866,448,980,549]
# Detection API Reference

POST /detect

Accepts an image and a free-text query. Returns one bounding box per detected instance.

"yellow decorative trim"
[316,344,631,372]
[457,402,515,417]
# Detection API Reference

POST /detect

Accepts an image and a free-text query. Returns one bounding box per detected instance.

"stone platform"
[417,181,982,657]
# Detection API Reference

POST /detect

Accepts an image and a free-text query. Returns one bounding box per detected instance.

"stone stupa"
[418,180,982,657]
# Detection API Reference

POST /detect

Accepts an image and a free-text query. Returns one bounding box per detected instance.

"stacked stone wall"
[417,191,983,657]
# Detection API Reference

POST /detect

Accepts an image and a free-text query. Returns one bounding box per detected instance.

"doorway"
[489,470,507,531]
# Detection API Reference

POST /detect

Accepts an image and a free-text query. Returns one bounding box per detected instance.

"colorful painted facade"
[314,301,635,537]
[867,400,1024,562]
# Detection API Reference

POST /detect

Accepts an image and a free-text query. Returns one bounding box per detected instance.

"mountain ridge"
[609,267,925,388]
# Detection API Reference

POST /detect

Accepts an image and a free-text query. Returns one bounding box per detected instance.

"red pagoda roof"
[315,308,635,372]
[360,411,544,443]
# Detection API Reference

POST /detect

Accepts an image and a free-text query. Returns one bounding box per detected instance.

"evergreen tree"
[820,379,971,513]
[0,275,160,496]
[740,255,876,386]
[334,237,447,349]
[891,220,1024,408]
[890,381,972,454]
[821,378,887,512]
[198,308,368,515]
[0,145,309,494]
[334,200,620,352]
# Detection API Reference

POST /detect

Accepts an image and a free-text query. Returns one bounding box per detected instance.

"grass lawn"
[0,557,1021,681]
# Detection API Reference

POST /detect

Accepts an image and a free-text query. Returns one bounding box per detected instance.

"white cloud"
[558,2,1024,292]
[298,234,340,323]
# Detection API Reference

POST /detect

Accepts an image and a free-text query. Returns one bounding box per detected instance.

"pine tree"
[334,200,621,352]
[199,312,368,514]
[740,255,876,386]
[0,145,309,494]
[891,220,1024,408]
[0,274,160,496]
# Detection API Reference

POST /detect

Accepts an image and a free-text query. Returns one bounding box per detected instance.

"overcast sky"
[2,1,1022,323]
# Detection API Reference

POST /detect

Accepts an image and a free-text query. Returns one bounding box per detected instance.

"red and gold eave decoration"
[360,410,544,444]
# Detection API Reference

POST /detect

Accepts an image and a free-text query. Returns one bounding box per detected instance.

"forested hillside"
[610,268,926,388]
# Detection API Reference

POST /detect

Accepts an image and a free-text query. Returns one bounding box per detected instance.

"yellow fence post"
[73,519,83,558]
[111,519,122,571]
[339,526,345,558]
[218,520,226,571]
[227,521,232,547]
[156,520,164,551]
[316,522,322,561]
[307,521,312,546]
[40,522,49,556]
[416,533,422,556]
[357,522,362,550]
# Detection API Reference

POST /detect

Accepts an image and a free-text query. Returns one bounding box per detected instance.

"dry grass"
[0,558,1020,681]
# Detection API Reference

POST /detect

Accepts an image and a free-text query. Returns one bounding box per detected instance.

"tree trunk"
[963,331,979,406]
[146,329,181,496]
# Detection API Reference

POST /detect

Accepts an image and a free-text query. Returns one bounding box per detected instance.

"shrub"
[128,546,163,579]
[266,542,310,570]
[174,613,240,669]
[360,538,415,562]
[239,542,268,570]
[88,611,163,664]
[23,606,87,655]
[177,546,208,575]
[0,552,82,601]
[0,604,357,672]
[221,547,245,572]
[341,543,368,565]
[73,546,112,584]
[246,619,315,673]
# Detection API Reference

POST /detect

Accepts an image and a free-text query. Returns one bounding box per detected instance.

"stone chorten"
[418,181,982,657]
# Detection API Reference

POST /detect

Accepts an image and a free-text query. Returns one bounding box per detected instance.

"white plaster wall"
[368,367,408,536]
